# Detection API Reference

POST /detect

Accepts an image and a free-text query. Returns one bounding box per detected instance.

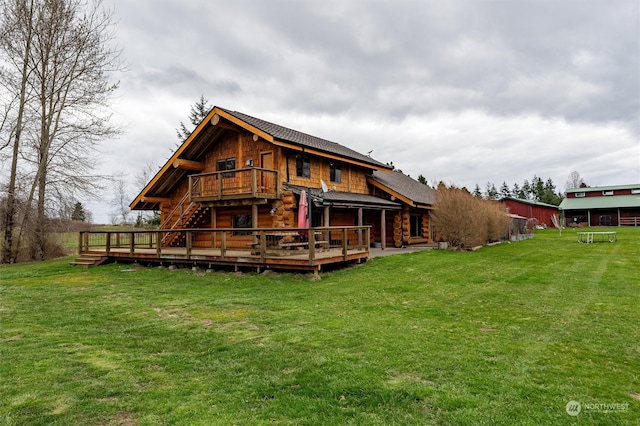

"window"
[632,188,640,194]
[295,154,311,178]
[575,192,585,198]
[329,161,342,183]
[410,215,422,238]
[233,214,252,236]
[602,190,613,196]
[217,158,236,177]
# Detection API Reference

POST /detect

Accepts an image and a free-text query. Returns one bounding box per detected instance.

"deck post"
[78,232,83,254]
[105,233,111,256]
[252,168,258,198]
[83,232,89,252]
[309,228,316,264]
[129,232,134,256]
[259,229,266,263]
[380,209,386,249]
[156,231,161,257]
[357,208,363,246]
[342,227,348,261]
[186,231,192,259]
[221,231,226,260]
[365,227,370,252]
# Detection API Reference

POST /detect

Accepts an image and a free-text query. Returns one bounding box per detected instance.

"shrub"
[432,184,511,249]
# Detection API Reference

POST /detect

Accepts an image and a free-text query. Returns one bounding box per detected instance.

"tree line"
[471,176,564,205]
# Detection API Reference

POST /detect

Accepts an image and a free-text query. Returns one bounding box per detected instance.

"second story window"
[329,161,342,183]
[217,158,236,178]
[296,154,311,178]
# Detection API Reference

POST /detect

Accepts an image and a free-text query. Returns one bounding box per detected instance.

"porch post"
[211,207,217,248]
[380,209,386,250]
[252,204,258,228]
[357,208,363,246]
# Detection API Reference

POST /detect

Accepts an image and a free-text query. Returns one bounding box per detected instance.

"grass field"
[1,227,639,425]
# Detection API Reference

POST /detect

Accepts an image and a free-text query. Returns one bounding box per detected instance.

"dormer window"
[602,190,613,196]
[575,192,585,198]
[632,188,640,194]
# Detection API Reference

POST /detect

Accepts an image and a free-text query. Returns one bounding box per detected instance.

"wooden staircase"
[69,253,108,267]
[162,202,211,247]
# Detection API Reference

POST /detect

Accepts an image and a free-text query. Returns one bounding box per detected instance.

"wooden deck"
[76,227,370,274]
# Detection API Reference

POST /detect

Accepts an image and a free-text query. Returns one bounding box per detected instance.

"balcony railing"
[189,168,279,202]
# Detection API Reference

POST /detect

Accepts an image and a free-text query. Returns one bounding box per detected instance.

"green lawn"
[1,227,639,425]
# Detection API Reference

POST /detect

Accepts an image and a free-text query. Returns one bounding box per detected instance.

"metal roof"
[559,194,640,210]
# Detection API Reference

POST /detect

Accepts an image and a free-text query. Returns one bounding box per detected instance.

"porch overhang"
[284,183,402,210]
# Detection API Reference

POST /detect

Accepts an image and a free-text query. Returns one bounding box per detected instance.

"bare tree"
[565,171,585,192]
[1,0,123,261]
[0,0,36,263]
[110,178,131,225]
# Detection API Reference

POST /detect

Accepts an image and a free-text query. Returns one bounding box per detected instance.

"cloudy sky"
[95,0,638,222]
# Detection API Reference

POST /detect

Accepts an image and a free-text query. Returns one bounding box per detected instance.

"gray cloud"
[89,0,640,222]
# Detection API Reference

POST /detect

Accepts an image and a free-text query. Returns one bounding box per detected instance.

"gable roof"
[368,170,436,208]
[131,106,391,210]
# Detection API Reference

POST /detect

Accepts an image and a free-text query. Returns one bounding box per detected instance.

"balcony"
[189,168,279,202]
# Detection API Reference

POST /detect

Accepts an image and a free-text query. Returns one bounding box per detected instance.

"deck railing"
[189,168,279,201]
[78,226,370,264]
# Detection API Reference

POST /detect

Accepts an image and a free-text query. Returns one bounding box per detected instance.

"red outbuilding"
[500,197,559,228]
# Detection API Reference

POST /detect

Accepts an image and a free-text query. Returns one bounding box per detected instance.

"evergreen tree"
[531,176,545,201]
[521,179,532,200]
[512,182,523,199]
[499,181,511,199]
[472,184,483,197]
[417,174,428,185]
[485,182,498,200]
[176,95,212,142]
[71,202,86,222]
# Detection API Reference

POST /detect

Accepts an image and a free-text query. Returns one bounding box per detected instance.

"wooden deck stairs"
[69,253,108,267]
[161,198,211,247]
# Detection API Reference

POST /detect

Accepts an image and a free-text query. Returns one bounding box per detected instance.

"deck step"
[69,254,108,267]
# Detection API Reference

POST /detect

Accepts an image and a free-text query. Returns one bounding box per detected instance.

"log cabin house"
[129,106,435,250]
